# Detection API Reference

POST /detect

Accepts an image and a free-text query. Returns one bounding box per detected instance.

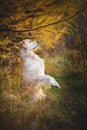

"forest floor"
[0,63,87,130]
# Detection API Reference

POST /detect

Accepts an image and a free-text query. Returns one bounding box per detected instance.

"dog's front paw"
[49,76,60,88]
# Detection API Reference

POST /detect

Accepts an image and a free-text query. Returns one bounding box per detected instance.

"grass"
[0,62,87,130]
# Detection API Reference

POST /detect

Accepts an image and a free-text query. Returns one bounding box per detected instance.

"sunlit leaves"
[0,0,87,73]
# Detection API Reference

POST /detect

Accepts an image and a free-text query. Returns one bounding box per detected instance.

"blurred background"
[0,0,87,130]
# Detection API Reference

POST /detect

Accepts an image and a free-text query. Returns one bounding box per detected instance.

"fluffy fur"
[19,39,60,102]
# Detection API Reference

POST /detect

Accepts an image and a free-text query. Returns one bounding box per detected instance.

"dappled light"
[0,0,87,130]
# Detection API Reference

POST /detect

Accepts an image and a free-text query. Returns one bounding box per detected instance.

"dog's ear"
[19,41,26,49]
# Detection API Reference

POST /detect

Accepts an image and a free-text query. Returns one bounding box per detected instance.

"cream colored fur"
[19,39,60,102]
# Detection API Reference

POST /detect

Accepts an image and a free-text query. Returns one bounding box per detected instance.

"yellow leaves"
[37,18,44,24]
[34,0,54,8]
[31,23,68,49]
[13,45,19,49]
[1,54,8,59]
[0,39,11,46]
[0,0,84,49]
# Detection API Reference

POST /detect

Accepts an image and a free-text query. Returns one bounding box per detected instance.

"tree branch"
[0,6,87,32]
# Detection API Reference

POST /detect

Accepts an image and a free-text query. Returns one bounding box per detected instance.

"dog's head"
[19,39,39,50]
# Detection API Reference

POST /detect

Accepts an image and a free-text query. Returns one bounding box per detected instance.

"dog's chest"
[25,56,44,65]
[23,56,44,74]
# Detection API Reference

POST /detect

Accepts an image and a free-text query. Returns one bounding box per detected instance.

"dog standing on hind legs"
[19,39,60,102]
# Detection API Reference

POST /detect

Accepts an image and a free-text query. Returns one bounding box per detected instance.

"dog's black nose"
[37,41,39,44]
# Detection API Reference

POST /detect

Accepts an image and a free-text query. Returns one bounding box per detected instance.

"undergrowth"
[0,60,87,130]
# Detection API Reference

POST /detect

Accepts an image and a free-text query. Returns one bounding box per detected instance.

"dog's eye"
[29,40,31,43]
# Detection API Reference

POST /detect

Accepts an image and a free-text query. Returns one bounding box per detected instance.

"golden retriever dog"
[19,39,60,102]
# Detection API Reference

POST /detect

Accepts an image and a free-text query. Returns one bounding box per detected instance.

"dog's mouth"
[33,45,39,50]
[33,46,37,49]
